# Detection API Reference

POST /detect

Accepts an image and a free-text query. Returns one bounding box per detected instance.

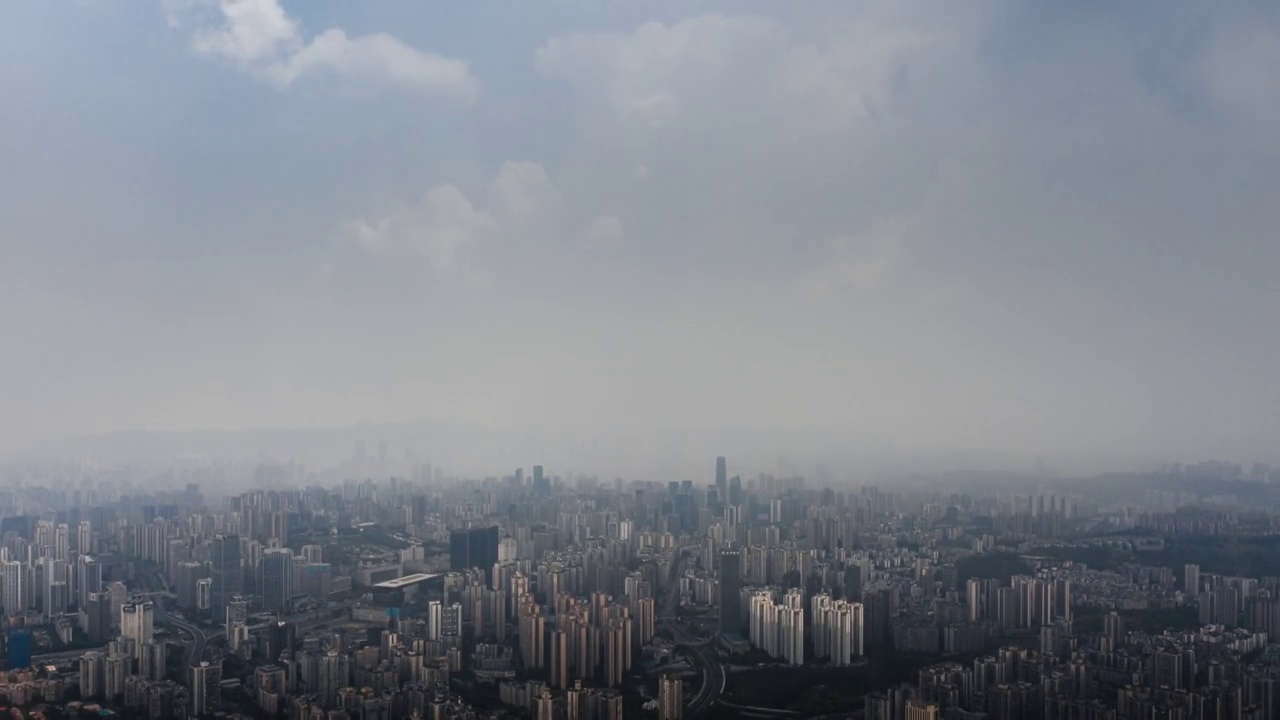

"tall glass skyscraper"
[719,549,741,637]
[262,548,293,613]
[209,534,242,625]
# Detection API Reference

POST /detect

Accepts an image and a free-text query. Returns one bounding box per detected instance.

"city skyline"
[5,2,1280,718]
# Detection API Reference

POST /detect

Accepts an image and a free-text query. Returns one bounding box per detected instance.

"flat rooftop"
[373,573,443,589]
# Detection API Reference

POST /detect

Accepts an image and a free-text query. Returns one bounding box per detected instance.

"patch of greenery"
[1035,534,1280,580]
[721,651,934,714]
[1073,606,1199,634]
[956,552,1032,583]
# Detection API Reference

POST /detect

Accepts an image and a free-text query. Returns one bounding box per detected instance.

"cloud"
[1195,20,1280,138]
[535,13,926,134]
[488,161,556,218]
[350,161,584,275]
[579,214,624,250]
[770,26,929,134]
[805,219,910,297]
[350,184,496,275]
[172,0,477,104]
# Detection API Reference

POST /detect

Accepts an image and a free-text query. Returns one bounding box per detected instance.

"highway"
[33,646,106,666]
[662,549,726,718]
[153,599,221,668]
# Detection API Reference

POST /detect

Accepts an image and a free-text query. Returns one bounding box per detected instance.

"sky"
[1,1,1278,474]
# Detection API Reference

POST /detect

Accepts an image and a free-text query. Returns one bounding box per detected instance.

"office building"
[85,591,113,643]
[449,526,500,579]
[210,534,242,625]
[77,556,102,610]
[262,548,294,612]
[719,549,742,637]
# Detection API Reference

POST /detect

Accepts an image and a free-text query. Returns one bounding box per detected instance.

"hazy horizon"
[3,1,1278,473]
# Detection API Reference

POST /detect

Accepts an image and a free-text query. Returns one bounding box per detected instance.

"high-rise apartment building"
[905,699,940,720]
[748,589,804,665]
[77,556,102,610]
[77,521,92,555]
[2,560,28,615]
[79,651,105,699]
[192,661,221,716]
[120,600,155,659]
[659,673,683,720]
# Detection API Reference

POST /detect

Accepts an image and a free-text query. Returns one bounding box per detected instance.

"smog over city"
[1,2,1278,718]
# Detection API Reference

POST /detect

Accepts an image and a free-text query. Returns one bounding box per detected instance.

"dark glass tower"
[261,548,292,613]
[715,456,727,497]
[449,526,501,584]
[719,549,741,636]
[209,534,242,625]
[471,526,499,577]
[449,530,470,571]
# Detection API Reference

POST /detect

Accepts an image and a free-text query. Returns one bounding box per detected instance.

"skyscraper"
[449,526,500,580]
[77,556,102,610]
[1184,564,1201,595]
[2,560,28,615]
[85,591,112,643]
[549,629,569,688]
[120,600,155,660]
[191,661,220,716]
[209,534,242,625]
[175,560,206,612]
[79,651,105,699]
[54,524,69,562]
[719,549,742,637]
[715,456,727,497]
[77,521,92,555]
[261,548,293,613]
[905,700,940,720]
[660,673,683,720]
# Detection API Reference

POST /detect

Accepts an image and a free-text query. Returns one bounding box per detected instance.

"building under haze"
[450,526,500,580]
[209,534,242,625]
[261,548,293,613]
[719,549,742,638]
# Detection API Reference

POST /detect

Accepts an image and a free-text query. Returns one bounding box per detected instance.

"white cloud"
[350,161,581,275]
[771,27,928,134]
[173,0,477,105]
[535,15,775,127]
[535,13,926,134]
[350,185,496,275]
[488,161,556,218]
[579,214,624,250]
[805,219,910,297]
